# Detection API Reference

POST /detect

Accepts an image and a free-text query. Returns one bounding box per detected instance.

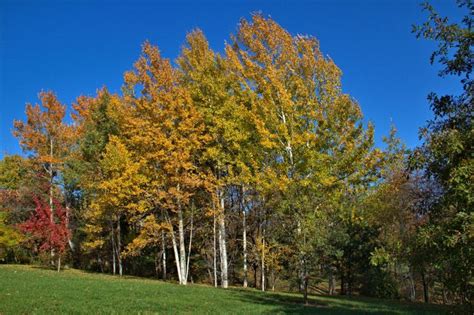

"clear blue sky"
[0,0,464,158]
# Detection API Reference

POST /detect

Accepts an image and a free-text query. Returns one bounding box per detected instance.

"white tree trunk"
[170,228,182,284]
[49,138,55,265]
[218,189,228,288]
[178,206,187,285]
[271,269,275,291]
[49,137,54,214]
[185,208,194,282]
[164,209,182,284]
[243,209,248,288]
[65,205,74,251]
[213,210,218,287]
[161,230,167,280]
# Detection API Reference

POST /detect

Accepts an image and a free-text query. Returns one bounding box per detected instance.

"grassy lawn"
[0,265,455,314]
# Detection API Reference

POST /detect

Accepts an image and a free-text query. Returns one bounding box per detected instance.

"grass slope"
[0,265,453,314]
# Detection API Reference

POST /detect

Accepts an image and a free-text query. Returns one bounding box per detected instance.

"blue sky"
[0,0,464,158]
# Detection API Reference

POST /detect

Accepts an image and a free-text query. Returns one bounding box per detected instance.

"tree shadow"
[228,288,449,314]
[29,264,58,271]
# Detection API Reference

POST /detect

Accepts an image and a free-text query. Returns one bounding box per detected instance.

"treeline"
[1,6,472,307]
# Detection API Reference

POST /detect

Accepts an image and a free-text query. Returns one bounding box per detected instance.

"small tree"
[19,195,70,271]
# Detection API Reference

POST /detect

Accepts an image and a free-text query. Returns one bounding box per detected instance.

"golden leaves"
[124,214,170,257]
[13,91,74,165]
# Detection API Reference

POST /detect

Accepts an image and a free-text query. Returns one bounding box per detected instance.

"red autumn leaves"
[19,196,70,256]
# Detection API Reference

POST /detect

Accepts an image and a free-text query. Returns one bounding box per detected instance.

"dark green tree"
[413,0,473,305]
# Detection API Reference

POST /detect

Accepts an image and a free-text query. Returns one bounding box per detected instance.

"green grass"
[0,265,455,314]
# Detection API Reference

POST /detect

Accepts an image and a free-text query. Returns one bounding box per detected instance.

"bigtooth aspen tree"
[178,30,256,288]
[89,136,146,276]
[72,90,126,274]
[123,42,213,285]
[231,14,381,299]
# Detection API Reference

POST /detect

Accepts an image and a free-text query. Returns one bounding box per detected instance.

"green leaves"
[412,1,473,303]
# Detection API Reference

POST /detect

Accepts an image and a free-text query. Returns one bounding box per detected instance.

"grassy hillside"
[0,265,454,314]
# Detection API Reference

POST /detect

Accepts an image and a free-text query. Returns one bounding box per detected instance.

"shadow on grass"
[228,288,451,315]
[3,265,461,314]
[29,264,58,271]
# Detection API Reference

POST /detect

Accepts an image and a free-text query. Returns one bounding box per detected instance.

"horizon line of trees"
[0,3,472,307]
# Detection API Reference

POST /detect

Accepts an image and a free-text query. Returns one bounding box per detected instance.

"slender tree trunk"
[303,275,309,305]
[253,264,258,288]
[165,199,183,285]
[242,187,248,288]
[161,230,167,280]
[347,257,352,296]
[154,250,160,278]
[178,206,187,285]
[49,138,55,265]
[65,205,74,251]
[217,189,228,288]
[271,269,275,291]
[111,222,116,275]
[185,206,194,282]
[261,237,265,292]
[340,270,345,295]
[348,270,352,296]
[49,138,54,214]
[213,210,218,287]
[297,221,308,295]
[408,267,415,302]
[116,218,122,276]
[98,254,104,273]
[57,256,61,272]
[170,228,182,283]
[207,268,213,283]
[329,266,335,295]
[421,270,429,303]
[301,237,309,304]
